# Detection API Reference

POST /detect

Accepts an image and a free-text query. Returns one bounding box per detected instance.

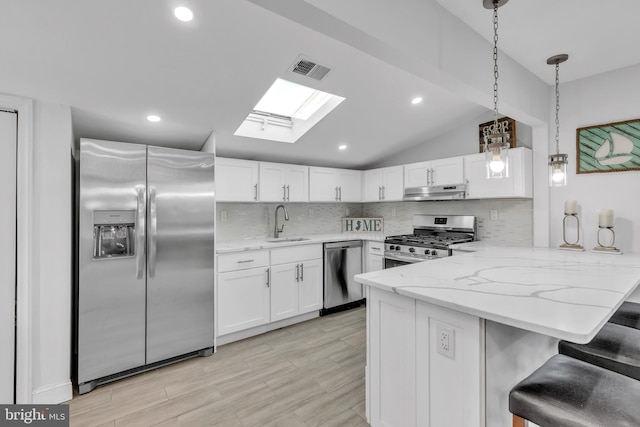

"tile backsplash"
[216,199,532,245]
[362,200,533,245]
[216,203,363,241]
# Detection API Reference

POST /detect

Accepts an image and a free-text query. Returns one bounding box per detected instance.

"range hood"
[403,183,466,201]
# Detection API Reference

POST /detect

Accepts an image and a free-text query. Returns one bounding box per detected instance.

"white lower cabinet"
[367,287,484,427]
[218,245,323,339]
[270,246,323,322]
[368,288,417,427]
[218,265,270,336]
[365,241,384,273]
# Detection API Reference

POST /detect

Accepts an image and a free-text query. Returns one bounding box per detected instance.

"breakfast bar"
[355,247,640,427]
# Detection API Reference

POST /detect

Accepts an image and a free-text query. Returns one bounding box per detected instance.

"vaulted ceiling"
[1,0,638,169]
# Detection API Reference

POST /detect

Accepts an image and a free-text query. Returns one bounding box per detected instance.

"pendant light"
[483,0,510,179]
[547,54,569,187]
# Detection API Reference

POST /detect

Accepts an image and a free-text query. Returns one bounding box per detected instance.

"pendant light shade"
[483,0,510,179]
[548,54,569,187]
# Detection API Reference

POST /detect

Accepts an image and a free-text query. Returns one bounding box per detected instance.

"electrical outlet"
[220,210,228,222]
[436,323,455,359]
[490,209,498,221]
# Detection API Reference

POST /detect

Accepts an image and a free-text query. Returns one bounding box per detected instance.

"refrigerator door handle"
[148,186,158,278]
[135,186,145,279]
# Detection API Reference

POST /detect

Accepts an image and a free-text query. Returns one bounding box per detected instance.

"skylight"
[234,78,345,143]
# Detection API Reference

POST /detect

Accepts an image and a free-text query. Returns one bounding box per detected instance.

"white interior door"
[0,110,17,404]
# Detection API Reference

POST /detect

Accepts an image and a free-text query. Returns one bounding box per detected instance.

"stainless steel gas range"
[384,214,477,268]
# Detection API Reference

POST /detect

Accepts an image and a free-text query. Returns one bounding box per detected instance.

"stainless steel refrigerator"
[77,138,215,394]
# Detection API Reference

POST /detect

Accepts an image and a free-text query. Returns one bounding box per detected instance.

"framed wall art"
[577,118,640,174]
[478,116,516,153]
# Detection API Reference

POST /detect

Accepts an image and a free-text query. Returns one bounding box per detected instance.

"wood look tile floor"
[67,307,370,427]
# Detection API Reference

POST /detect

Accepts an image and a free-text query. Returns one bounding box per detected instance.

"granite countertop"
[355,246,640,343]
[216,232,385,254]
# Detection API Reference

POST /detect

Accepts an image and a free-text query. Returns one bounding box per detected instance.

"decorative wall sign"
[478,116,516,153]
[577,118,640,174]
[342,217,383,233]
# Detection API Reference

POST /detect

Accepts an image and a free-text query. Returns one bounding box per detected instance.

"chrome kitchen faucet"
[274,204,289,238]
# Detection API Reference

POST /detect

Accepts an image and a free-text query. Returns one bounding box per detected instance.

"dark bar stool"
[509,354,640,427]
[609,301,640,329]
[559,322,640,381]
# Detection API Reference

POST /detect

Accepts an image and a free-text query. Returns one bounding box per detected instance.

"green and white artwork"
[577,118,640,173]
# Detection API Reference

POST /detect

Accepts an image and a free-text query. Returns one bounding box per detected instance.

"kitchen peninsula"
[355,247,640,427]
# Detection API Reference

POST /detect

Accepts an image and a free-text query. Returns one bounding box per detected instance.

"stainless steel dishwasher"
[322,240,363,315]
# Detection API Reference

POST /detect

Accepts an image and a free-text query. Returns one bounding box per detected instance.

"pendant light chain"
[492,2,499,128]
[554,61,560,155]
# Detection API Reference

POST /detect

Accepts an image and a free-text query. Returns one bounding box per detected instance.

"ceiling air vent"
[291,58,331,81]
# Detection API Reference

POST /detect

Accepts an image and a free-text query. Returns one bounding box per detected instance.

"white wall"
[30,101,73,403]
[549,64,640,253]
[374,111,533,168]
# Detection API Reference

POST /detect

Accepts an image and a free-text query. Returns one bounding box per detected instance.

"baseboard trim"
[217,311,319,345]
[32,379,73,404]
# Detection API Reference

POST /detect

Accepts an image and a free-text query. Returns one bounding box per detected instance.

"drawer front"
[368,241,384,255]
[271,244,323,265]
[218,250,269,272]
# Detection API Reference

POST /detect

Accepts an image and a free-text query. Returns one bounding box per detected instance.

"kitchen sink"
[264,237,311,243]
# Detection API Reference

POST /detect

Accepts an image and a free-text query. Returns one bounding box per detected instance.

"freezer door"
[78,139,147,384]
[146,146,215,363]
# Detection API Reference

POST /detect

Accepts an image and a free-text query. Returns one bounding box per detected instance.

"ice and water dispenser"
[93,210,136,259]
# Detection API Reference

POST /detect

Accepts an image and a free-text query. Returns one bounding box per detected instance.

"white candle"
[564,200,577,215]
[599,209,614,228]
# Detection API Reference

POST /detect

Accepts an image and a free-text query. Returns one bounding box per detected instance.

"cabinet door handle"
[254,183,258,201]
[335,186,339,201]
[371,247,381,251]
[426,169,431,186]
[339,186,342,201]
[265,268,270,287]
[300,263,304,281]
[381,185,385,200]
[431,168,436,185]
[286,185,290,201]
[378,186,382,200]
[295,264,300,282]
[282,185,286,201]
[237,259,255,264]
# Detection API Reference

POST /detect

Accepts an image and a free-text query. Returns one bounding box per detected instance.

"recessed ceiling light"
[338,144,348,150]
[147,114,161,122]
[411,96,423,105]
[174,6,193,22]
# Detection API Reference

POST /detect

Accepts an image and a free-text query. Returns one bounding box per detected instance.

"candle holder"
[592,226,622,254]
[559,213,584,251]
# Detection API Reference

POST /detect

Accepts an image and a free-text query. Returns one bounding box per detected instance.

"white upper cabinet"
[309,167,362,202]
[463,147,533,199]
[363,165,404,202]
[216,157,259,202]
[404,157,464,188]
[259,162,309,202]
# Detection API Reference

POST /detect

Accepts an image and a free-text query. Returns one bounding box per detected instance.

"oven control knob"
[424,249,430,255]
[431,250,438,257]
[395,246,401,251]
[409,247,415,253]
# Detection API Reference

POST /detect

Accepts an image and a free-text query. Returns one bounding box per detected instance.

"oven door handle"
[383,252,426,263]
